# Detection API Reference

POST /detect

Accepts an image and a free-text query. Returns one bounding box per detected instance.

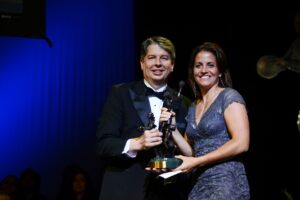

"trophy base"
[148,157,182,169]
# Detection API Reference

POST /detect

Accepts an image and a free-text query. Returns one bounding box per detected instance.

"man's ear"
[140,61,144,70]
[171,64,175,72]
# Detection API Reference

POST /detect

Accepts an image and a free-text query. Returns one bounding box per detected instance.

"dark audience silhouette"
[56,164,97,200]
[15,168,47,200]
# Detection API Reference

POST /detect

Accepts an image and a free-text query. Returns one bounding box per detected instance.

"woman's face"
[193,50,220,90]
[72,173,87,194]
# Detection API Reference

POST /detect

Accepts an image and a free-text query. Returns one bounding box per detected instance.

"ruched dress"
[185,88,250,200]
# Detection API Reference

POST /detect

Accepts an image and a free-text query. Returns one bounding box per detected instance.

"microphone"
[177,80,185,97]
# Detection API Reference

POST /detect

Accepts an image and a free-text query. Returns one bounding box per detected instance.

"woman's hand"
[173,155,198,173]
[160,107,176,125]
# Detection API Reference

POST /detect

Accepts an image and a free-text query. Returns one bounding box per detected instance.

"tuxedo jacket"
[96,80,191,200]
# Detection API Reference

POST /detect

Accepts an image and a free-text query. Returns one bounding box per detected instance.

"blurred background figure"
[0,175,18,200]
[256,8,300,200]
[257,8,300,79]
[56,165,97,200]
[257,8,300,136]
[15,168,47,200]
[0,192,10,200]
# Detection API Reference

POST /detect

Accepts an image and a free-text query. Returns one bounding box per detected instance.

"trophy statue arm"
[285,59,300,73]
[283,38,300,73]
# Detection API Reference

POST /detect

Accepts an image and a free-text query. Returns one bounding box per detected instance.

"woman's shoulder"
[221,87,246,108]
[222,87,243,99]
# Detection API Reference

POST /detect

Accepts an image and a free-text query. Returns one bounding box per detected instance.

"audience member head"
[0,175,17,200]
[0,191,10,200]
[16,168,47,200]
[57,164,96,200]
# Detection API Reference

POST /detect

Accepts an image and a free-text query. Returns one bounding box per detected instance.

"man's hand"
[130,128,162,151]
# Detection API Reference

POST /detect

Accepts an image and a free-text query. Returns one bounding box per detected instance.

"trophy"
[147,92,182,170]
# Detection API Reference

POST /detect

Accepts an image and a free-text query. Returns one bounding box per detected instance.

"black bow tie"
[146,87,166,100]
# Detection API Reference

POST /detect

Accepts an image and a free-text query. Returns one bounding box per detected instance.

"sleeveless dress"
[185,88,250,200]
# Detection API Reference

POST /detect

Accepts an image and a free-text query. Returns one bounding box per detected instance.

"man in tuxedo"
[96,36,190,200]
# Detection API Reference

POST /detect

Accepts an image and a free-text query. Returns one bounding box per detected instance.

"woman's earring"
[219,74,225,86]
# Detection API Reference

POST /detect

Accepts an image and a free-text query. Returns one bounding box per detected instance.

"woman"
[160,42,250,199]
[56,165,97,200]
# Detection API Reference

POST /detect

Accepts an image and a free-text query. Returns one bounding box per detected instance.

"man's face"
[140,44,174,89]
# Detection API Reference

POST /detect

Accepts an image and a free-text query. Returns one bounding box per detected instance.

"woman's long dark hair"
[187,42,232,99]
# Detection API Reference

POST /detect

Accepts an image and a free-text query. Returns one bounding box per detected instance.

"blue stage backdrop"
[0,0,136,198]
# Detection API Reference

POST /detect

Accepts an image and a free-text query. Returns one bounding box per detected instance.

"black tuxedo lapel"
[128,81,151,127]
[128,81,177,127]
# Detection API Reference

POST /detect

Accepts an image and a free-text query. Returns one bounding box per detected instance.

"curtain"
[0,0,136,198]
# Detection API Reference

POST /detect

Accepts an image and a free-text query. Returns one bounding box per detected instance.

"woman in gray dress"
[160,42,250,199]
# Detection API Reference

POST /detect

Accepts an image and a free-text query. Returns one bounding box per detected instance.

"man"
[96,36,190,200]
